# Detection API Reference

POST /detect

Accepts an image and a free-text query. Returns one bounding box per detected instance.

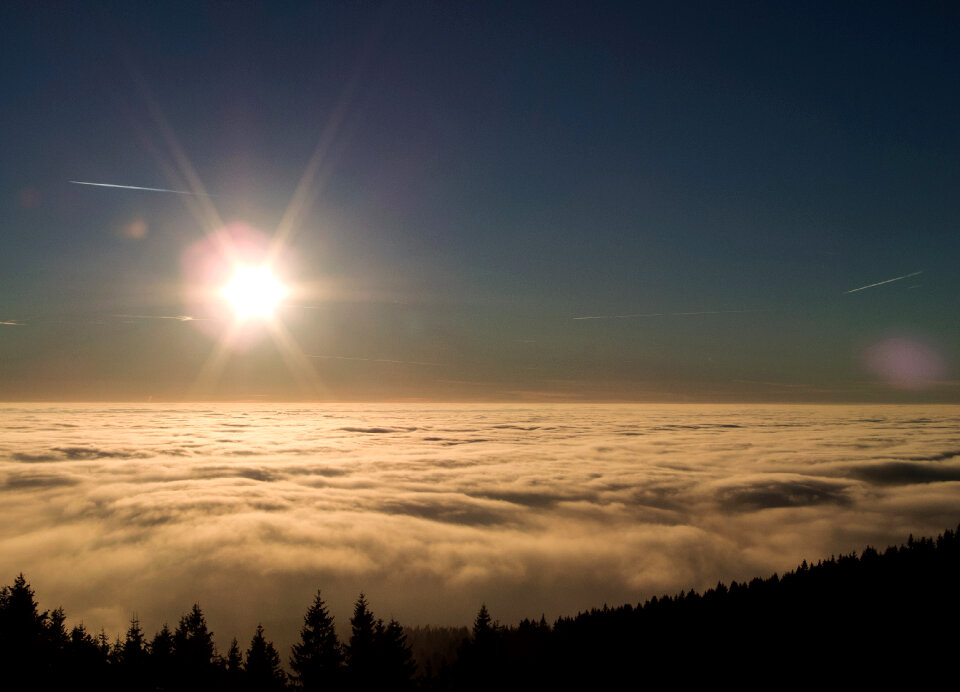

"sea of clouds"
[1,404,959,654]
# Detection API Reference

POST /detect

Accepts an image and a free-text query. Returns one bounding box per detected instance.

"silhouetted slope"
[2,526,959,689]
[466,527,960,688]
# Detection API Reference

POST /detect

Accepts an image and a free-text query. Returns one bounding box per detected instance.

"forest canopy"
[2,525,958,689]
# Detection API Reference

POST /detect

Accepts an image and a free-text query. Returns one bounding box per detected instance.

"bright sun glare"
[221,266,286,319]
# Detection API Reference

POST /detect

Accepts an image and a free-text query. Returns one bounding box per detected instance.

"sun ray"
[267,15,388,266]
[267,85,358,266]
[188,322,242,399]
[267,319,329,399]
[121,57,226,241]
[116,45,377,401]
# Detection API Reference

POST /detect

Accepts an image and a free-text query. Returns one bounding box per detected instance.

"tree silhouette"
[0,575,76,686]
[244,623,286,691]
[172,604,217,689]
[346,593,377,690]
[0,573,46,661]
[455,604,503,691]
[109,634,123,667]
[375,619,417,690]
[224,637,244,690]
[67,623,107,681]
[117,616,150,690]
[122,616,147,661]
[342,593,416,690]
[150,623,173,657]
[290,589,343,691]
[148,622,174,689]
[46,606,72,687]
[4,522,960,689]
[47,607,69,656]
[472,604,492,642]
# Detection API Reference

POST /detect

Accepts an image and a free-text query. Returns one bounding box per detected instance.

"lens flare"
[221,266,286,319]
[863,336,946,390]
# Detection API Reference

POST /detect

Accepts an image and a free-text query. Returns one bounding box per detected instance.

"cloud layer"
[1,403,959,655]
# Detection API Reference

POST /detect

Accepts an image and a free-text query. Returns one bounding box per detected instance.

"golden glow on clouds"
[221,266,286,319]
[3,404,959,655]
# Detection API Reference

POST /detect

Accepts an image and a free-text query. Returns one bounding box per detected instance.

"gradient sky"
[2,1,958,401]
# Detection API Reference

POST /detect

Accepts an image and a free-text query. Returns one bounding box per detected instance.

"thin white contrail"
[573,309,767,320]
[111,314,197,321]
[844,271,922,294]
[309,354,436,367]
[69,180,213,196]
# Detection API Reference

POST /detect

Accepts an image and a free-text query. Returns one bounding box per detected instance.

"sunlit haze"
[2,403,958,658]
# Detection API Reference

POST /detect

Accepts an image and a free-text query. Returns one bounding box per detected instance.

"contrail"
[111,314,197,321]
[844,271,922,294]
[69,180,213,197]
[573,309,768,321]
[309,354,436,367]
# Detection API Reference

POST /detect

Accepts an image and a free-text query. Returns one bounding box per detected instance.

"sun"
[221,266,286,319]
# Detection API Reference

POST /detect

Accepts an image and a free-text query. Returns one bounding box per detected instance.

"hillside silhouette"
[2,525,958,689]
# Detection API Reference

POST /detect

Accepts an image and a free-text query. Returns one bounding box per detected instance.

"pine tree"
[148,623,174,691]
[123,616,147,659]
[174,604,215,663]
[172,604,217,689]
[0,573,48,672]
[109,634,124,666]
[40,605,71,686]
[69,623,96,650]
[68,623,108,681]
[96,628,111,659]
[244,623,286,691]
[456,604,502,691]
[46,606,69,655]
[150,623,174,661]
[290,589,343,691]
[375,619,417,690]
[224,637,244,690]
[120,616,150,690]
[473,604,492,642]
[346,593,377,690]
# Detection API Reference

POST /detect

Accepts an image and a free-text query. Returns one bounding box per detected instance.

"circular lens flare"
[222,266,286,319]
[863,336,946,390]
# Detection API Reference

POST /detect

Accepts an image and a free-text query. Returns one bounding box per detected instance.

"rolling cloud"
[1,404,958,656]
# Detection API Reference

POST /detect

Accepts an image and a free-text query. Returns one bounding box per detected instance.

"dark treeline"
[0,586,414,692]
[4,525,959,689]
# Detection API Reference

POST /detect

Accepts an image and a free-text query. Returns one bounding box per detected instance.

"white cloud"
[1,403,958,655]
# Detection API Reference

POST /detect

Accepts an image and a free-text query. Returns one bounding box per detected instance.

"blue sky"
[1,1,957,401]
